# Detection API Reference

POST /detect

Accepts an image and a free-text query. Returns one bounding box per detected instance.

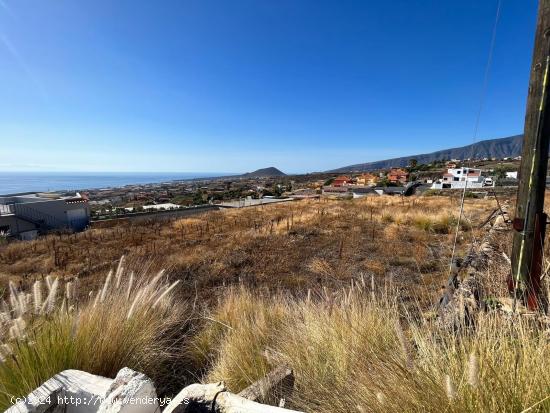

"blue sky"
[0,0,537,173]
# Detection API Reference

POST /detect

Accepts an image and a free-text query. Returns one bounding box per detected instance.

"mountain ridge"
[328,135,524,172]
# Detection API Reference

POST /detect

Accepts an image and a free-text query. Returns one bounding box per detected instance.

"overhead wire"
[448,0,503,277]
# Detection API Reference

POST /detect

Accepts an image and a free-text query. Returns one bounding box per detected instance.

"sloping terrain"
[329,135,524,172]
[0,196,499,307]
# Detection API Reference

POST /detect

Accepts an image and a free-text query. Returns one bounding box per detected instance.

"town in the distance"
[0,135,524,241]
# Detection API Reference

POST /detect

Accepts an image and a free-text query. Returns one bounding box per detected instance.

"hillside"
[240,166,286,178]
[329,135,524,172]
[5,194,549,413]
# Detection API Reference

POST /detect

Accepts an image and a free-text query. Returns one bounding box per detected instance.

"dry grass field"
[0,194,505,306]
[3,193,550,412]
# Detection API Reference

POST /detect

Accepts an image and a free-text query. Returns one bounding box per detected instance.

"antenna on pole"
[510,0,550,311]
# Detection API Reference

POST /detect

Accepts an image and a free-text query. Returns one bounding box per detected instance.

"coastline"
[0,171,234,195]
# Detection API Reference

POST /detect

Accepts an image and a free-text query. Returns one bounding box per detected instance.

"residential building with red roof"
[332,175,354,187]
[388,168,409,184]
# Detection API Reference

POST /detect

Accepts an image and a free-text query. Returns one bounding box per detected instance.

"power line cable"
[448,0,503,277]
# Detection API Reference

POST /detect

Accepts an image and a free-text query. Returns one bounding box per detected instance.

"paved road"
[219,198,294,208]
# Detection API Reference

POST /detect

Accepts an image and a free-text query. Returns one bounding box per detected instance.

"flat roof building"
[431,167,492,189]
[0,192,90,240]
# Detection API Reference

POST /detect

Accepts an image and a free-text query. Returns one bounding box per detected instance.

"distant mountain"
[328,135,524,172]
[240,167,286,178]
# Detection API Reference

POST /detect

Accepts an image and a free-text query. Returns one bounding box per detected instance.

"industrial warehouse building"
[0,192,90,240]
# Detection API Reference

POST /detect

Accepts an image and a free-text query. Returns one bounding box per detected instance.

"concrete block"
[97,368,158,413]
[5,370,112,413]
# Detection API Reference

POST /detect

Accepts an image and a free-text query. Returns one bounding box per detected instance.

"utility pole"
[510,0,550,310]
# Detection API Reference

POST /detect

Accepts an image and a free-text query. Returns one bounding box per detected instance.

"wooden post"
[238,365,295,404]
[510,0,550,310]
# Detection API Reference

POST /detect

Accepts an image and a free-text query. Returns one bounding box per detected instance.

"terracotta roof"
[389,171,408,177]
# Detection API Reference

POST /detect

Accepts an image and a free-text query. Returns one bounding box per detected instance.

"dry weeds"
[0,195,501,307]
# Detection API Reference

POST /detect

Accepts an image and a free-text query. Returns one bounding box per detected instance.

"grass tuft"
[0,258,188,409]
[202,287,550,413]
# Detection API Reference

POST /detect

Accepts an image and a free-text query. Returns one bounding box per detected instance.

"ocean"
[0,172,229,194]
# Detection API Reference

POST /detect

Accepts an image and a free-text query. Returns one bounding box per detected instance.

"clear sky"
[0,0,538,173]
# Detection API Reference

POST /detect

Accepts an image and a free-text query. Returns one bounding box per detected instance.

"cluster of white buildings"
[431,167,494,189]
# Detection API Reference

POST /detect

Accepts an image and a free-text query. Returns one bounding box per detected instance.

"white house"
[431,167,492,189]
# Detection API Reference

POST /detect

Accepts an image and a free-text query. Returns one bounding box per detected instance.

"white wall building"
[0,192,90,239]
[431,167,492,189]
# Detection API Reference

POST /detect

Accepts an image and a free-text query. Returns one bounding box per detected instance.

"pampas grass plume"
[395,319,413,369]
[152,280,180,308]
[45,275,53,291]
[100,270,113,303]
[9,317,26,339]
[467,352,480,387]
[16,293,27,317]
[126,272,135,300]
[115,255,125,289]
[445,374,457,400]
[127,290,143,319]
[41,278,59,314]
[65,281,74,301]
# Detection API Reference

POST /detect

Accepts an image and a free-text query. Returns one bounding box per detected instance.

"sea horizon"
[0,171,234,195]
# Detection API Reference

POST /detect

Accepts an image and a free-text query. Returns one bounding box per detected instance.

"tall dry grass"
[0,257,187,409]
[190,288,288,389]
[202,287,550,413]
[0,194,499,305]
